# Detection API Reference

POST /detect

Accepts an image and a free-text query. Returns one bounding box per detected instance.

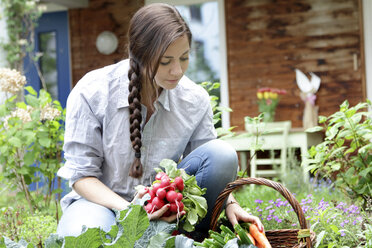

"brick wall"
[68,0,144,86]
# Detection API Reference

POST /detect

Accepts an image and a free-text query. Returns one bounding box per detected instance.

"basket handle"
[210,177,311,246]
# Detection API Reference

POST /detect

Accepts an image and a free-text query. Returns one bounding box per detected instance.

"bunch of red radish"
[144,171,185,217]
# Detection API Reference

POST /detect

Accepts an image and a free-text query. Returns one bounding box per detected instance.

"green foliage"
[0,0,42,71]
[306,100,372,207]
[0,206,57,246]
[0,86,65,213]
[200,81,234,137]
[0,205,177,248]
[18,213,57,246]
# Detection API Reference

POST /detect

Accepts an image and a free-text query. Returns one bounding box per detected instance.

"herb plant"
[0,85,65,213]
[306,100,372,208]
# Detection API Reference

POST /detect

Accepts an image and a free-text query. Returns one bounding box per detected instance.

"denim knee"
[203,139,238,178]
[57,198,116,237]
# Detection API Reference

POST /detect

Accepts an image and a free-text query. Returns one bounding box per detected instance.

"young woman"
[57,3,263,237]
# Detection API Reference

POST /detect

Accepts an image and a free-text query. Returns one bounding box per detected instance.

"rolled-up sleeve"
[57,89,104,187]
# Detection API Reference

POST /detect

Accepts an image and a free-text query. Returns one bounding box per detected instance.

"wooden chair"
[244,119,292,178]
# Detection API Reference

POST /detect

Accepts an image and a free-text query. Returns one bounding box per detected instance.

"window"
[145,0,230,127]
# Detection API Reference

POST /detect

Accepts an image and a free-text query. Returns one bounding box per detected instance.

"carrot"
[249,224,272,248]
[247,233,256,245]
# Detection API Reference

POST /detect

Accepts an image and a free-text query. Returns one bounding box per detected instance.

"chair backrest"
[244,119,292,150]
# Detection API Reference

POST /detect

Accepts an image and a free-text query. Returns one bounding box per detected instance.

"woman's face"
[154,35,190,90]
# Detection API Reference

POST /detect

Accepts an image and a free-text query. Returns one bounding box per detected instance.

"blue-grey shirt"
[57,59,217,211]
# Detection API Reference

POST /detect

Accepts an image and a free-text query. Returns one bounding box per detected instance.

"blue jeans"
[57,139,238,237]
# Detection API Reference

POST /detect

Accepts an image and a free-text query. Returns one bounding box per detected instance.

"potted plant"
[256,87,287,122]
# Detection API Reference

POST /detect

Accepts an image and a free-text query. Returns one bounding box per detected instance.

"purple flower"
[256,206,262,212]
[269,209,276,214]
[265,205,273,210]
[277,218,282,223]
[255,199,263,204]
[340,230,345,237]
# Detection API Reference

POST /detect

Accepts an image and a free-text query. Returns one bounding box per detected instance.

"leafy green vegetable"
[155,159,208,232]
[134,221,176,248]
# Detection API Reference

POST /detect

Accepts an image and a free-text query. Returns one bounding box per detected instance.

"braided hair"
[127,3,192,178]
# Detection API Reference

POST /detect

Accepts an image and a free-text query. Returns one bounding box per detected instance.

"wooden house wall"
[68,0,366,129]
[226,0,365,129]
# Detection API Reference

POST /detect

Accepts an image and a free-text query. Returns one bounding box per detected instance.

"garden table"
[223,128,323,182]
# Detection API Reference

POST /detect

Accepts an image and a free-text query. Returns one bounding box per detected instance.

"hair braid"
[128,58,143,178]
[127,3,192,178]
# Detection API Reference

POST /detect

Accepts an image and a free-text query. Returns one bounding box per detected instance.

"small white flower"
[3,106,34,129]
[18,39,28,46]
[0,68,27,94]
[40,104,61,121]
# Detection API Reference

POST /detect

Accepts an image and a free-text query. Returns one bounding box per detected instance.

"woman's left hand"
[225,201,264,232]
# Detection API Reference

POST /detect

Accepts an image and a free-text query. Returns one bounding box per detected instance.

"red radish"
[149,189,156,200]
[160,177,170,188]
[166,190,178,203]
[169,202,178,212]
[174,177,184,191]
[155,172,166,180]
[176,192,183,201]
[163,209,172,217]
[152,182,161,192]
[145,203,154,213]
[175,201,184,211]
[156,188,166,199]
[169,182,177,191]
[152,197,165,209]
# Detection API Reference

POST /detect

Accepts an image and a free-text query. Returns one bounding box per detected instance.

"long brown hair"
[127,3,192,178]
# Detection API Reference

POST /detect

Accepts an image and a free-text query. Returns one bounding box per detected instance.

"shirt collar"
[117,80,170,112]
[157,89,170,111]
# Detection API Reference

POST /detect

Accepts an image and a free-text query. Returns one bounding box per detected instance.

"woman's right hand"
[134,188,185,222]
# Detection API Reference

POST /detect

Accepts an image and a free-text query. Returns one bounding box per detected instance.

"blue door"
[24,11,71,107]
[24,11,71,196]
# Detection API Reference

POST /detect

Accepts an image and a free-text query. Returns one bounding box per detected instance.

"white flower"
[3,106,34,129]
[0,68,27,94]
[18,39,28,46]
[40,104,61,121]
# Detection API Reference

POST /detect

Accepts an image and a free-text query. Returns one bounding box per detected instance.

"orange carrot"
[249,224,272,248]
[247,233,256,245]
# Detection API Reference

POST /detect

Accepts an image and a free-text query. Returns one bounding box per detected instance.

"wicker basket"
[210,177,316,248]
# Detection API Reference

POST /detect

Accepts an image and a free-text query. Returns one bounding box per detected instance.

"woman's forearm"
[73,177,130,210]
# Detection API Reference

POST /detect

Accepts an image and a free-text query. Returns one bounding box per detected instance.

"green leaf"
[186,194,207,218]
[39,137,51,147]
[24,86,38,96]
[0,104,7,117]
[187,208,198,225]
[24,94,39,107]
[147,232,172,248]
[359,167,372,178]
[329,224,339,234]
[8,137,22,148]
[359,143,372,154]
[318,116,327,124]
[64,227,102,248]
[113,205,149,247]
[306,126,323,133]
[315,230,326,248]
[134,221,176,248]
[345,108,356,118]
[24,149,37,166]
